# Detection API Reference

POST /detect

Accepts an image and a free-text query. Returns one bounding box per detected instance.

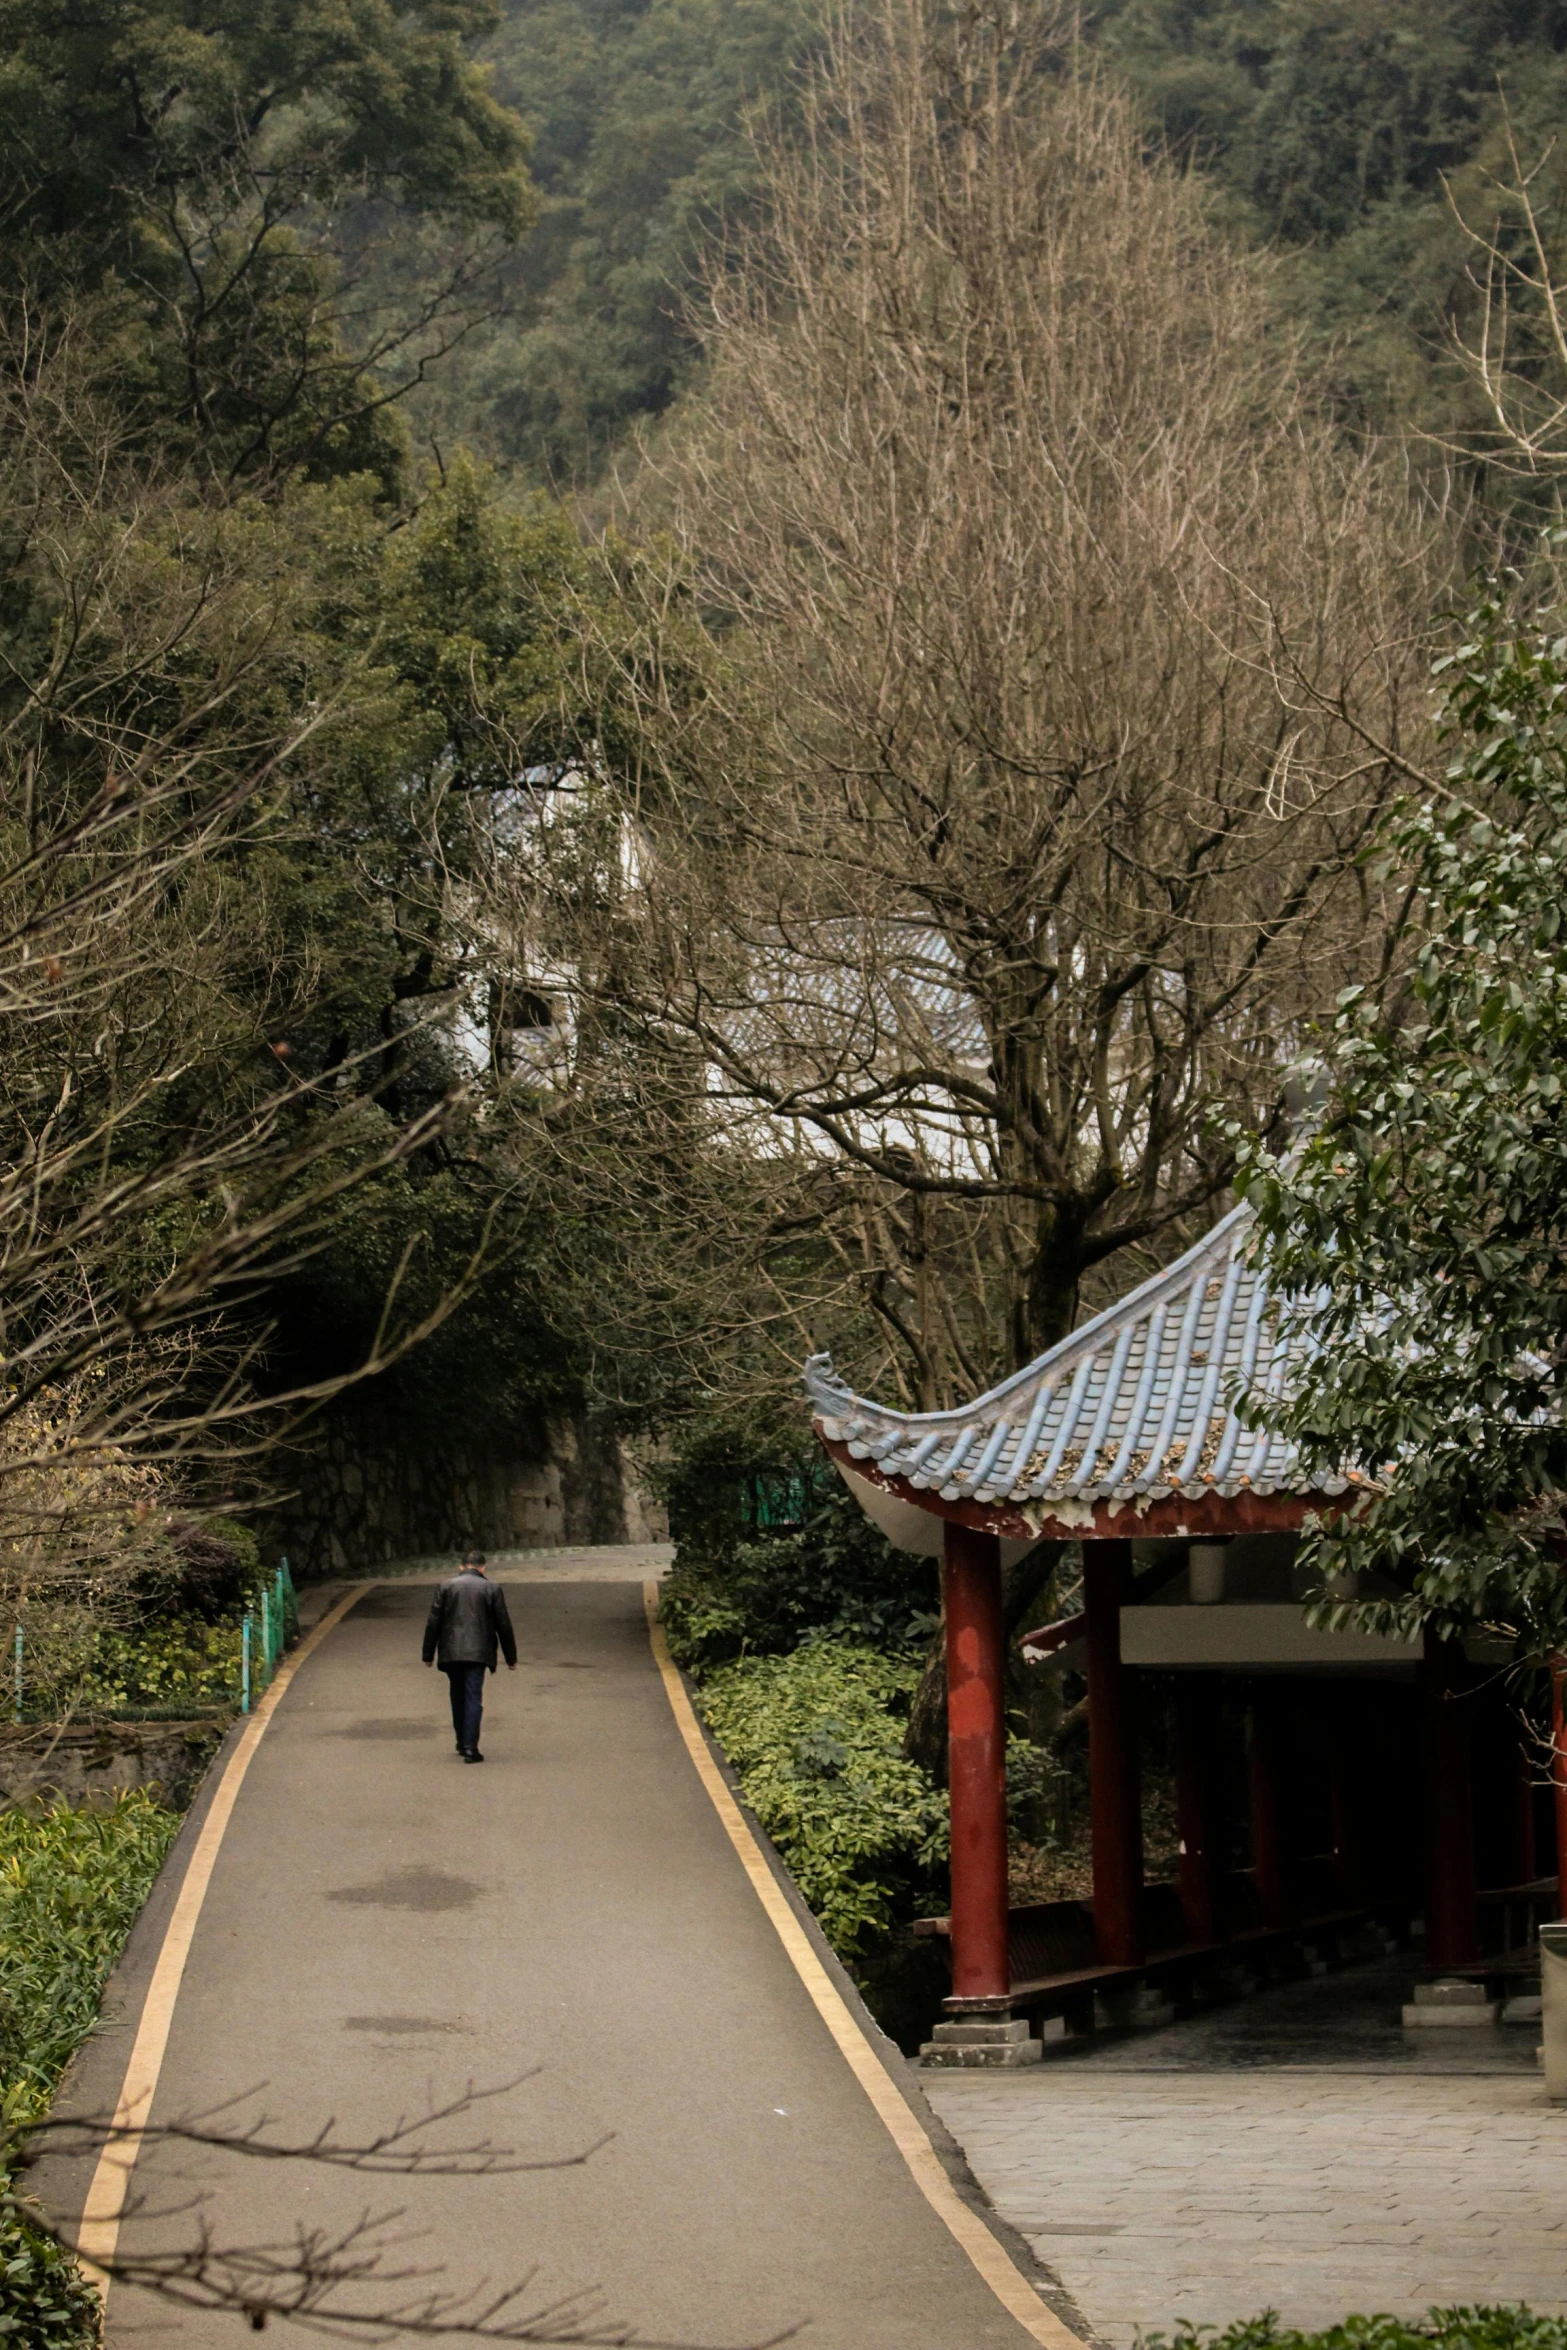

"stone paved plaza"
[926,1961,1567,2344]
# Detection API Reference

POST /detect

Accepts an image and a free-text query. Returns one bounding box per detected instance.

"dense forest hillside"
[414,0,817,478]
[1099,0,1567,436]
[420,0,1567,482]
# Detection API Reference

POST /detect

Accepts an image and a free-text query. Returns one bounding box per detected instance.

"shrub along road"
[43,1568,1072,2347]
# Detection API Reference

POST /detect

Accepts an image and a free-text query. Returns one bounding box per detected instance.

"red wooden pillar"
[942,1521,1010,2008]
[1084,1538,1144,1966]
[1423,1627,1478,1968]
[1250,1680,1291,1930]
[1175,1676,1220,1947]
[1508,1713,1537,1891]
[1327,1685,1365,1905]
[1552,1655,1567,1920]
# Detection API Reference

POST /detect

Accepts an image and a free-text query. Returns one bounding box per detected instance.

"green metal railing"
[239,1558,298,1715]
[746,1468,834,1530]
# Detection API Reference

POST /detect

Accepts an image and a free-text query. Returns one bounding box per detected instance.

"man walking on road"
[423,1551,517,1762]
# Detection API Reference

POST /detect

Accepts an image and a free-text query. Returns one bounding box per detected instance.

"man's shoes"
[462,1749,485,1764]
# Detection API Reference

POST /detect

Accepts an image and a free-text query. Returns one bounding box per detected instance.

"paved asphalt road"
[74,1576,1055,2348]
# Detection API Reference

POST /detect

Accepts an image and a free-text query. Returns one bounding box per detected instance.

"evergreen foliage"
[0,1797,179,2116]
[1096,0,1567,443]
[1145,2313,1567,2350]
[0,0,533,485]
[0,2188,99,2350]
[398,0,1567,482]
[660,1474,937,1675]
[697,1640,947,1954]
[1239,578,1567,1643]
[0,1797,183,2348]
[0,0,591,1543]
[79,1619,246,1712]
[416,0,818,479]
[659,1418,944,1968]
[219,458,610,1450]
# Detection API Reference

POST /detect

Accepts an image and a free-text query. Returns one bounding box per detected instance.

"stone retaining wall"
[0,1720,226,1810]
[267,1412,666,1579]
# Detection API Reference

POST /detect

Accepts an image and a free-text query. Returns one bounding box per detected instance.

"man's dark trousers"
[443,1662,486,1756]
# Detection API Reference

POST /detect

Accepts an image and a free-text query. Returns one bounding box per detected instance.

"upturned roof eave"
[803,1200,1253,1440]
[819,1434,1363,1542]
[806,1197,1368,1521]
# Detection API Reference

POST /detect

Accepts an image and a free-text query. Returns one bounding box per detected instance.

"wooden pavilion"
[805,1203,1567,2062]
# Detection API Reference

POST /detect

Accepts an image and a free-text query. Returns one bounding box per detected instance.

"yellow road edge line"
[641,1583,1085,2350]
[74,1585,370,2307]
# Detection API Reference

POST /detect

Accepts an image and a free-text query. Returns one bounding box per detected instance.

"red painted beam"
[817,1431,1351,1543]
[942,1523,1011,2008]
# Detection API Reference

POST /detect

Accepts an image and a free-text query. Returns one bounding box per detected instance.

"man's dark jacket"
[422,1572,518,1671]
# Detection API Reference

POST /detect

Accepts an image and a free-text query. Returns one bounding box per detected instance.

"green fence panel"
[231,1558,302,1713]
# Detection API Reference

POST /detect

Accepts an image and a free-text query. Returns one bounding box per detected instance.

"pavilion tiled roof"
[805,1203,1358,1511]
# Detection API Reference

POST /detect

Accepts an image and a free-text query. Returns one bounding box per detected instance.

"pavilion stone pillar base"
[1094,1982,1175,2033]
[920,2014,1042,2068]
[1402,1978,1501,2029]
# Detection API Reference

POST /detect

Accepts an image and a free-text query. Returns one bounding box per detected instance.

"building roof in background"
[804,1203,1360,1516]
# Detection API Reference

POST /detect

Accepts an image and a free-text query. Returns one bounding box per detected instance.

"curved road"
[50,1569,1075,2348]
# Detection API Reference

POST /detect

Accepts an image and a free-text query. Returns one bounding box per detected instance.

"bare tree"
[0,305,488,1647]
[490,0,1444,1421]
[1445,113,1567,481]
[21,2089,796,2342]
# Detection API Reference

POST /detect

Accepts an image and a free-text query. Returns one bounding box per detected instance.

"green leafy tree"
[0,323,601,1609]
[1238,576,1567,1644]
[229,457,614,1449]
[1095,0,1567,448]
[698,1641,948,1955]
[0,0,534,482]
[407,0,819,480]
[415,0,1567,480]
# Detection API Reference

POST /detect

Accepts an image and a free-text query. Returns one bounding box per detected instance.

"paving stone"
[927,1957,1567,2347]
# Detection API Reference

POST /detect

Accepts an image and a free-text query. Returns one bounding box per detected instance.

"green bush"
[0,1796,183,2348]
[0,2181,100,2349]
[1144,2314,1567,2350]
[657,1409,832,1551]
[698,1640,947,1957]
[0,1796,181,2117]
[661,1483,938,1675]
[78,1619,243,1713]
[163,1516,260,1617]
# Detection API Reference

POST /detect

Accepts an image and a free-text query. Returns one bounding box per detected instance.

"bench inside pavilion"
[805,1202,1567,2065]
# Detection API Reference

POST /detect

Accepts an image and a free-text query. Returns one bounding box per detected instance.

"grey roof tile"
[804,1202,1354,1508]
